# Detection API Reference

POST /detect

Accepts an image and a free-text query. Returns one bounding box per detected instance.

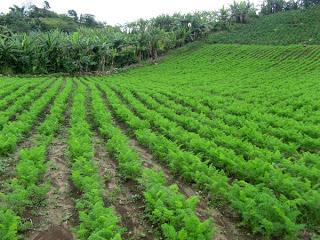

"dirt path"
[27,133,76,240]
[26,81,75,240]
[100,85,256,240]
[46,136,74,228]
[92,133,155,240]
[81,79,155,239]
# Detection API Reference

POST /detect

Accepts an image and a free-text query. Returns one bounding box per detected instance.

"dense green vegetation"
[1,43,319,239]
[0,2,102,33]
[67,81,123,239]
[89,82,214,239]
[208,6,320,44]
[0,9,220,74]
[0,78,68,238]
[91,43,320,238]
[1,0,319,74]
[0,0,320,239]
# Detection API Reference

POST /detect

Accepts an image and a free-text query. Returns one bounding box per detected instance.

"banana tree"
[147,27,169,60]
[0,36,20,73]
[230,1,256,23]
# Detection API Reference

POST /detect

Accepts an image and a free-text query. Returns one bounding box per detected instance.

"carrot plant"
[140,169,214,239]
[88,82,215,239]
[0,209,19,240]
[0,80,72,238]
[100,83,303,238]
[0,81,39,111]
[0,80,30,99]
[0,80,63,156]
[0,79,53,129]
[124,87,319,224]
[67,81,123,240]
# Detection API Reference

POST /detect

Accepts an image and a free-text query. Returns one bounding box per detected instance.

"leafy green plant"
[141,169,214,239]
[89,82,214,239]
[67,82,123,239]
[0,209,19,240]
[0,79,72,238]
[0,79,62,156]
[98,82,308,238]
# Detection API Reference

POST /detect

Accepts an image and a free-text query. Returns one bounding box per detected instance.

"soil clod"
[33,225,73,240]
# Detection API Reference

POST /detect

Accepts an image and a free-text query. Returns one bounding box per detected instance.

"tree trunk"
[101,56,105,72]
[137,51,142,63]
[154,49,158,60]
[109,55,115,70]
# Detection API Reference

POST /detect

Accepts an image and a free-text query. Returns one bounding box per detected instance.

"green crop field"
[0,43,319,240]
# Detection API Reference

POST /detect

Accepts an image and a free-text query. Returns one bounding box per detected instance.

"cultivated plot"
[0,44,319,240]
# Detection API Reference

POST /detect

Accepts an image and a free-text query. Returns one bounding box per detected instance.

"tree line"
[0,0,319,74]
[261,0,320,14]
[0,1,103,33]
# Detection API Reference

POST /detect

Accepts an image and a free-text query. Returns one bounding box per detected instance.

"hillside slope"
[207,6,320,45]
[107,43,320,87]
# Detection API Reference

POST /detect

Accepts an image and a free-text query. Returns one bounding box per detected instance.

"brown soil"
[92,135,118,204]
[82,81,155,240]
[33,226,73,240]
[27,136,75,240]
[117,181,155,240]
[92,133,155,240]
[26,80,75,240]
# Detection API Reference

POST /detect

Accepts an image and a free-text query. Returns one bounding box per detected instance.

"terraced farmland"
[0,44,319,240]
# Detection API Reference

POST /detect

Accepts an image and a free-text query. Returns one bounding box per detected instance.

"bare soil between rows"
[26,81,76,240]
[33,226,73,240]
[93,133,156,239]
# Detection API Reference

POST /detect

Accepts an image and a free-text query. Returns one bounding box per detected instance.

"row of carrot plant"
[0,79,33,99]
[0,80,71,239]
[0,80,39,111]
[67,81,123,239]
[95,81,302,238]
[88,81,214,239]
[0,80,52,129]
[0,79,62,156]
[127,88,319,207]
[144,89,320,185]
